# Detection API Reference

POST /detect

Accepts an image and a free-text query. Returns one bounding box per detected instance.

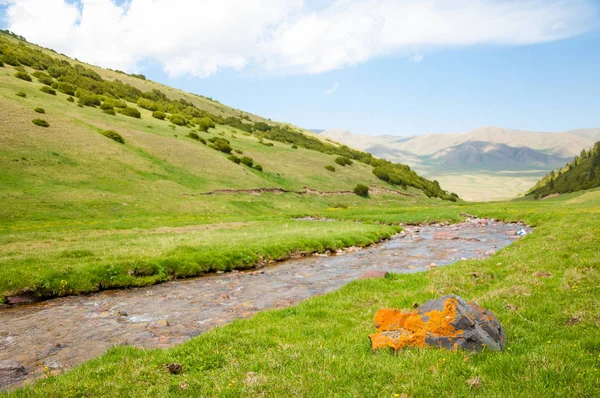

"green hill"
[0,30,455,225]
[0,32,457,301]
[527,141,600,198]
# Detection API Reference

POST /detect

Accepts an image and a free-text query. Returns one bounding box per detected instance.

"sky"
[1,0,599,136]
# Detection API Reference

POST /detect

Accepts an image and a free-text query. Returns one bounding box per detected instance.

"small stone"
[157,319,170,327]
[360,270,388,279]
[0,360,27,387]
[117,311,128,317]
[433,232,460,240]
[6,294,36,305]
[165,363,183,374]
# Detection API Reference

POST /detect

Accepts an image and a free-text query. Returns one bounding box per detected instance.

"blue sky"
[2,0,600,135]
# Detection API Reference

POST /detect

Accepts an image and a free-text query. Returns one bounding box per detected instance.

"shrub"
[186,132,206,144]
[325,165,335,172]
[103,109,116,116]
[207,137,232,154]
[196,117,215,132]
[34,107,45,114]
[335,156,353,166]
[169,114,188,126]
[0,60,4,67]
[100,130,125,144]
[240,156,254,167]
[14,71,32,81]
[137,97,158,111]
[227,155,241,164]
[353,184,369,197]
[103,98,127,108]
[254,164,263,172]
[254,122,271,132]
[32,118,49,127]
[292,144,298,149]
[56,82,76,96]
[67,96,75,102]
[100,103,113,111]
[78,93,101,107]
[152,110,166,120]
[39,86,56,95]
[2,52,20,66]
[117,106,141,118]
[15,91,26,98]
[234,149,243,154]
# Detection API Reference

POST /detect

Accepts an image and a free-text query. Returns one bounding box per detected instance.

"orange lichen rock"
[369,295,506,352]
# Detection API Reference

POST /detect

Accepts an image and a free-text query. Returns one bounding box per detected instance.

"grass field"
[4,190,599,397]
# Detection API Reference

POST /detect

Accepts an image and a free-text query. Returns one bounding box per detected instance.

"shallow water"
[0,220,525,389]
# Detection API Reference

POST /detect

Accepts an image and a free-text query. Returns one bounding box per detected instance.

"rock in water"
[0,360,27,388]
[369,295,506,352]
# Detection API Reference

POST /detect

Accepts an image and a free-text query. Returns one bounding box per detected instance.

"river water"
[0,220,525,389]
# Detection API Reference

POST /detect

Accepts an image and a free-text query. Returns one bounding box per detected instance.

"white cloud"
[323,81,339,95]
[3,0,598,77]
[410,53,424,63]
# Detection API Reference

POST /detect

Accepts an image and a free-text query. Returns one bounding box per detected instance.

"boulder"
[433,232,460,240]
[369,295,506,352]
[0,360,27,388]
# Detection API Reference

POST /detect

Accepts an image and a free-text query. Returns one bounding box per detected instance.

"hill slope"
[0,31,456,227]
[527,141,600,198]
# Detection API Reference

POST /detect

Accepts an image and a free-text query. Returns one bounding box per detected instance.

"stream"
[0,219,527,389]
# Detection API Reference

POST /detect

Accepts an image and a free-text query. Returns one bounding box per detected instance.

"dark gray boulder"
[0,360,27,389]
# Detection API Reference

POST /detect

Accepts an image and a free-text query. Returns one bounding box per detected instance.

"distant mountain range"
[319,126,600,200]
[320,126,600,171]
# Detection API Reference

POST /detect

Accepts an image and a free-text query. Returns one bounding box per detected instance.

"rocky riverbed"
[0,219,527,390]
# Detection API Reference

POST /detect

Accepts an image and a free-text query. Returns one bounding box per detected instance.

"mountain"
[527,141,600,198]
[320,126,600,201]
[0,31,455,227]
[426,141,569,170]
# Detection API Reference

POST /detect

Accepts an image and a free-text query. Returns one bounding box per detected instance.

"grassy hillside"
[527,142,600,198]
[6,190,599,397]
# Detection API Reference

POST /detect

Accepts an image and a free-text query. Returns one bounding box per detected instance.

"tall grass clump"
[325,165,336,172]
[15,91,26,98]
[34,107,45,114]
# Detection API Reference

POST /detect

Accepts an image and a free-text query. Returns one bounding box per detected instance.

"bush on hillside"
[100,130,125,144]
[15,91,26,98]
[32,118,49,127]
[207,137,232,154]
[186,132,206,144]
[103,98,127,108]
[152,110,166,120]
[227,155,241,164]
[240,157,254,167]
[67,96,75,102]
[40,86,56,95]
[334,156,353,166]
[0,60,4,67]
[353,184,369,197]
[56,82,76,96]
[78,92,101,107]
[168,114,188,126]
[100,103,113,111]
[117,106,141,118]
[14,71,32,81]
[34,107,45,114]
[291,144,298,149]
[253,122,271,132]
[325,165,335,172]
[2,52,20,66]
[103,109,116,115]
[196,117,215,132]
[37,75,53,86]
[254,164,263,172]
[137,97,158,111]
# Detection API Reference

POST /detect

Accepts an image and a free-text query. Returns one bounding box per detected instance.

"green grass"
[6,190,599,397]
